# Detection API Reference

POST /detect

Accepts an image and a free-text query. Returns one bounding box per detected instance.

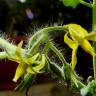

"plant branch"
[48,41,67,65]
[28,26,67,49]
[79,0,92,8]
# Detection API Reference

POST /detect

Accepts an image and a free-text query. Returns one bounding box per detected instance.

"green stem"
[28,34,45,55]
[46,55,65,80]
[28,26,67,53]
[48,41,67,65]
[93,0,96,79]
[71,73,85,88]
[42,43,50,54]
[0,38,16,51]
[79,0,92,8]
[15,73,35,91]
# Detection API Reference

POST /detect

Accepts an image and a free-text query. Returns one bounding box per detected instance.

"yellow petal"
[26,67,36,74]
[15,40,23,57]
[24,53,40,65]
[64,33,78,69]
[26,54,45,74]
[32,54,45,72]
[85,32,96,41]
[8,57,20,64]
[80,39,95,56]
[64,33,78,49]
[66,24,88,38]
[71,46,78,70]
[13,63,27,82]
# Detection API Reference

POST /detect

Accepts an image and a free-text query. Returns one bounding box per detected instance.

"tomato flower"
[7,41,45,82]
[64,24,96,69]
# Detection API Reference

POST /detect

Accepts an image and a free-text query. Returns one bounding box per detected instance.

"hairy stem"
[49,41,67,65]
[28,26,67,53]
[28,34,45,55]
[79,0,92,8]
[0,38,16,51]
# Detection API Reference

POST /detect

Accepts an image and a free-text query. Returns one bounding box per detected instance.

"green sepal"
[46,56,64,80]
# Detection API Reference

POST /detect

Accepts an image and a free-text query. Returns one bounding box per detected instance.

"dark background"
[0,0,92,90]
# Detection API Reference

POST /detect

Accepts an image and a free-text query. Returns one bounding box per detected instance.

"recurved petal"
[71,45,78,70]
[32,54,45,72]
[64,33,78,49]
[13,63,27,82]
[15,40,23,57]
[80,39,95,56]
[85,32,96,41]
[67,24,88,37]
[26,66,36,74]
[25,53,40,65]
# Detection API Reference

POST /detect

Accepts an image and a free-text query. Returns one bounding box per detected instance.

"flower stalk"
[79,0,92,8]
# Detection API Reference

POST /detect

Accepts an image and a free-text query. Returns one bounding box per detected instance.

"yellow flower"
[64,24,96,70]
[7,41,45,82]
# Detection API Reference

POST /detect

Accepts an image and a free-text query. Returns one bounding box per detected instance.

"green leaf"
[61,0,80,8]
[80,80,96,96]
